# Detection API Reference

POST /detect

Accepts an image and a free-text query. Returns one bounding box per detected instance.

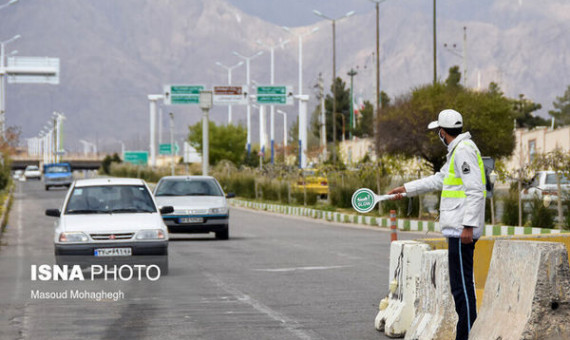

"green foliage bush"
[0,153,11,191]
[528,197,555,229]
[109,163,170,183]
[501,190,522,226]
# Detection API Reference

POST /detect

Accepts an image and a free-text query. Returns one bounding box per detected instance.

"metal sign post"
[199,91,213,176]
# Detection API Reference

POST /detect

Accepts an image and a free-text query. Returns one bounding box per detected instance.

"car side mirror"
[225,192,236,199]
[45,209,61,217]
[160,206,174,214]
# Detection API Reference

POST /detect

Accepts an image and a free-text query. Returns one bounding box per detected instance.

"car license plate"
[179,217,203,224]
[94,248,132,257]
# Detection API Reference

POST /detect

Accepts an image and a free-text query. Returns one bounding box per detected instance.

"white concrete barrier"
[405,250,457,340]
[375,240,430,338]
[470,240,570,340]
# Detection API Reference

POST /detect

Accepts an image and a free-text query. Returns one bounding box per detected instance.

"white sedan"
[154,176,234,240]
[45,178,173,274]
[24,165,42,180]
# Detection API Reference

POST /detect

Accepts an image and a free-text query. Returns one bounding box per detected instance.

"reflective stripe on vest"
[441,141,486,198]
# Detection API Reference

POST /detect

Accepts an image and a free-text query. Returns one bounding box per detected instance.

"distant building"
[339,138,376,165]
[505,126,570,172]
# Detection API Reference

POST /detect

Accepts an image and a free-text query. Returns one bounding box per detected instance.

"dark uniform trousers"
[447,237,477,340]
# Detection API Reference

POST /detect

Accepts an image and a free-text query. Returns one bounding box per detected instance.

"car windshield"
[65,185,156,214]
[45,166,70,173]
[545,174,569,185]
[26,166,39,171]
[155,178,223,197]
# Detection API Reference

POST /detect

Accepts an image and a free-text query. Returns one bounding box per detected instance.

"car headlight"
[59,232,89,243]
[136,229,166,240]
[209,207,228,214]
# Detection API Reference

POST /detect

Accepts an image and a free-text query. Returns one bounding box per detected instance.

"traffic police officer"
[388,109,486,340]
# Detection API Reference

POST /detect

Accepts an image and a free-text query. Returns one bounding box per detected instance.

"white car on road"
[46,177,173,274]
[24,165,42,180]
[154,176,234,240]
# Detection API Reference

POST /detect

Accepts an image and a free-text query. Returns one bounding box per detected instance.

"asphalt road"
[0,180,432,340]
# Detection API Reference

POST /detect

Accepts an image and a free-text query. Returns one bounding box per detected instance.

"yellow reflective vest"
[404,132,486,239]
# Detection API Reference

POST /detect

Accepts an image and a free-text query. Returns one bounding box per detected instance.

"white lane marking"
[253,265,352,273]
[205,272,319,340]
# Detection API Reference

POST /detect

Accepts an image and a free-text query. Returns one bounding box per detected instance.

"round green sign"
[352,188,376,213]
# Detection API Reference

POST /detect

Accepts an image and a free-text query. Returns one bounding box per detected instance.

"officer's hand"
[387,186,406,200]
[461,227,473,244]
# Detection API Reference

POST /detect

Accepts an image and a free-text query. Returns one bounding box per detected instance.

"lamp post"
[215,61,244,124]
[443,26,467,87]
[0,0,18,11]
[347,68,357,139]
[232,50,263,156]
[199,91,213,176]
[256,38,289,164]
[0,34,21,140]
[282,26,319,164]
[276,109,288,162]
[147,94,164,168]
[313,9,354,163]
[169,112,174,176]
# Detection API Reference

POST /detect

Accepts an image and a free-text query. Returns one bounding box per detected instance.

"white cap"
[427,109,463,129]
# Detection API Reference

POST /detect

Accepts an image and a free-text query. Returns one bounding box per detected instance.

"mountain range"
[1,0,569,153]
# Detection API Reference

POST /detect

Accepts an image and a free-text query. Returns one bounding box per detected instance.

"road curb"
[229,199,569,237]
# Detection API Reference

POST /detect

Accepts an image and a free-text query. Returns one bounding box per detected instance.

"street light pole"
[215,61,244,124]
[0,0,18,11]
[199,91,213,176]
[347,68,357,139]
[433,0,437,84]
[282,26,319,166]
[232,51,263,156]
[277,109,288,162]
[257,39,289,164]
[0,34,21,140]
[169,112,174,176]
[313,10,354,164]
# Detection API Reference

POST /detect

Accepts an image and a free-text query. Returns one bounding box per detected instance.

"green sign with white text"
[124,151,148,165]
[164,85,204,105]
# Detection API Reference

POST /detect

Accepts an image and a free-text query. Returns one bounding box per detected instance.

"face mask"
[438,129,448,146]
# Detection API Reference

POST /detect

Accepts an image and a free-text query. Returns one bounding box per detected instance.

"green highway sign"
[159,143,180,155]
[171,85,203,94]
[256,85,293,105]
[257,86,286,95]
[124,151,148,166]
[257,95,287,104]
[171,96,200,104]
[164,84,204,105]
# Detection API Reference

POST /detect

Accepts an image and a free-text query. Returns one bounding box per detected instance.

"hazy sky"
[226,0,495,27]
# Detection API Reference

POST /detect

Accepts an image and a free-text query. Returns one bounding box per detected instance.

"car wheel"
[157,257,169,276]
[215,228,229,240]
[45,186,49,191]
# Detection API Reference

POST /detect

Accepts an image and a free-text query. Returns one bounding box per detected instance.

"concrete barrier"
[405,250,457,340]
[470,240,570,340]
[375,240,430,338]
[422,234,570,311]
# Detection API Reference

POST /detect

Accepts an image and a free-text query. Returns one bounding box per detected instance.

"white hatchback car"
[46,178,173,274]
[154,176,234,240]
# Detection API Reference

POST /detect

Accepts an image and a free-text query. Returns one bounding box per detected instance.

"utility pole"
[347,68,357,139]
[199,91,213,176]
[433,0,437,84]
[317,73,326,157]
[169,112,174,176]
[313,9,355,164]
